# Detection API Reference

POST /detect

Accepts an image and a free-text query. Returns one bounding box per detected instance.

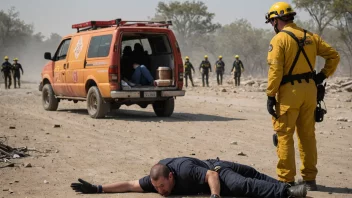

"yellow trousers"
[272,81,318,182]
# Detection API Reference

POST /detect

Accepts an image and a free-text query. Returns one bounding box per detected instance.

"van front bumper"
[110,90,185,99]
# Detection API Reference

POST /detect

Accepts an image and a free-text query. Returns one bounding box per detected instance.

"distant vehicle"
[39,19,185,118]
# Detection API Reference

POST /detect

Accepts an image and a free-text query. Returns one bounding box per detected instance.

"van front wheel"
[152,98,175,117]
[42,84,59,111]
[87,86,109,118]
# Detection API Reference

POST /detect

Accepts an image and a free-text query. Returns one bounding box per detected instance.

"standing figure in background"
[215,56,225,85]
[1,56,13,89]
[12,58,24,88]
[199,55,212,87]
[231,55,244,86]
[184,56,195,87]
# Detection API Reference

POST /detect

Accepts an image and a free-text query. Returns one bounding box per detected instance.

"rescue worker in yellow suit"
[265,2,340,191]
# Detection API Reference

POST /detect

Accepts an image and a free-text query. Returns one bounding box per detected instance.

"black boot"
[302,180,318,191]
[287,184,307,197]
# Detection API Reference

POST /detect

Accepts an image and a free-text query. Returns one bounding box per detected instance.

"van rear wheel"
[87,86,109,118]
[152,98,174,117]
[42,84,59,111]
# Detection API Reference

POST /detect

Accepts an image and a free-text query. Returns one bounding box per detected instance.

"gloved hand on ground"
[71,178,100,194]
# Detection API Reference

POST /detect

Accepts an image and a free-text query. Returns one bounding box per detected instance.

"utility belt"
[280,71,315,85]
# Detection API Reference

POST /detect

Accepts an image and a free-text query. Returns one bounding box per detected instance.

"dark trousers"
[234,72,241,86]
[207,160,287,198]
[216,70,223,85]
[202,72,209,87]
[13,73,21,88]
[3,73,12,89]
[184,72,194,87]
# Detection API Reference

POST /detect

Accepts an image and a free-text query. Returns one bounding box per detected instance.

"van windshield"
[120,33,174,86]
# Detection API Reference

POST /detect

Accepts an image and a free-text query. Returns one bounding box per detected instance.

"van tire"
[152,98,174,117]
[87,86,109,118]
[42,84,59,111]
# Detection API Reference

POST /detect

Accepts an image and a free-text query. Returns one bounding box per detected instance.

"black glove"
[267,96,278,119]
[273,133,278,147]
[314,72,326,85]
[70,178,100,194]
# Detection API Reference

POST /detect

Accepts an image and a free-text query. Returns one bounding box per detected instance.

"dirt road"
[0,80,351,198]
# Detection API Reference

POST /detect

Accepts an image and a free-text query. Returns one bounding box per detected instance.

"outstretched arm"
[103,180,144,193]
[71,178,143,194]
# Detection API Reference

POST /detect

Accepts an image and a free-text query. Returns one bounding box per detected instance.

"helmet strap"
[273,19,280,34]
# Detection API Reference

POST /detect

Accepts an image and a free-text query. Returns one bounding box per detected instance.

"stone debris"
[337,118,348,122]
[237,152,247,156]
[0,138,30,162]
[24,163,32,168]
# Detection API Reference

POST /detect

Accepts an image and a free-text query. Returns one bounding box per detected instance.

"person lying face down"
[71,156,307,198]
[130,58,154,86]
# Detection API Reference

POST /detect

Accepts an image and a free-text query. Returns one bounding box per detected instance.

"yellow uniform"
[267,23,340,182]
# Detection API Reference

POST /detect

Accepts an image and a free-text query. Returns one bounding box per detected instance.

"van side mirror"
[44,52,52,60]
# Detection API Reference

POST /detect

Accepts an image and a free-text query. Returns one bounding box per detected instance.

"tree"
[0,7,62,81]
[293,0,338,36]
[215,19,272,76]
[155,1,221,55]
[334,0,352,76]
[0,7,33,53]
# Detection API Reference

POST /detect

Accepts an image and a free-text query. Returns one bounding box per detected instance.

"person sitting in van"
[121,46,134,80]
[131,58,154,86]
[133,43,151,72]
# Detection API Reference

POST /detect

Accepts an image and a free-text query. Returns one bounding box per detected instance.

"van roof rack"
[72,19,172,32]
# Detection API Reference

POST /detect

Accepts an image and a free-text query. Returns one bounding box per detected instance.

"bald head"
[150,163,170,181]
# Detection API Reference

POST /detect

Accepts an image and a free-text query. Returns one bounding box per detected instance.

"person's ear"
[169,172,173,180]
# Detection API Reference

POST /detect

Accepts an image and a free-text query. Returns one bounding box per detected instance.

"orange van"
[39,19,185,118]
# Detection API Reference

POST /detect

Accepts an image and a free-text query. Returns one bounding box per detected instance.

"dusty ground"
[0,76,351,198]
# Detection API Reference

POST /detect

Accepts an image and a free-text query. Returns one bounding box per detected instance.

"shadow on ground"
[316,185,352,194]
[57,108,246,122]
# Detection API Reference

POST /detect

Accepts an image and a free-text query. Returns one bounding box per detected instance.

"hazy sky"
[2,0,310,38]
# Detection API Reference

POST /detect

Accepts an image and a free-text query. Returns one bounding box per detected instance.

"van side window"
[55,39,71,61]
[122,39,152,55]
[87,34,113,58]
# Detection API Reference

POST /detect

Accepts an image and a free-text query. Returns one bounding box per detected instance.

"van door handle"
[63,64,66,69]
[67,63,69,69]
